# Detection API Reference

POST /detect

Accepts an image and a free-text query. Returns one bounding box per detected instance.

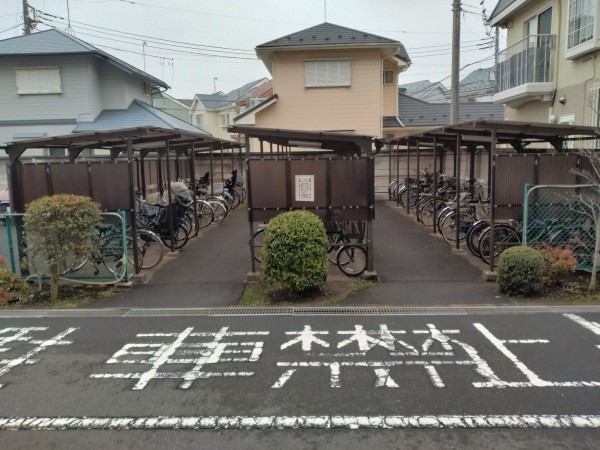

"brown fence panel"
[49,163,90,197]
[89,161,130,210]
[248,157,373,223]
[538,153,578,184]
[16,164,49,210]
[494,154,535,220]
[248,159,287,223]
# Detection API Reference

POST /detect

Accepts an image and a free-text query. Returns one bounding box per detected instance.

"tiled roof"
[459,67,496,94]
[0,28,168,89]
[398,93,504,127]
[382,116,402,128]
[257,22,410,63]
[195,78,269,110]
[399,80,449,103]
[74,100,209,134]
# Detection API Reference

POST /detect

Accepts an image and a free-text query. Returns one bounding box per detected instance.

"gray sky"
[1,0,504,99]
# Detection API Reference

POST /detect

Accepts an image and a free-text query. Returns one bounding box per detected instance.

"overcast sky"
[1,0,504,99]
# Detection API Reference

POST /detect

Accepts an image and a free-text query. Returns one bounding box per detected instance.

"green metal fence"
[1,211,130,283]
[523,184,598,270]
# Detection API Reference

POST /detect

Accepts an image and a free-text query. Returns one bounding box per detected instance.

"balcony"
[493,34,556,107]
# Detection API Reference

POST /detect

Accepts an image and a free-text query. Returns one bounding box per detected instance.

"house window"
[383,70,395,85]
[305,60,351,87]
[142,81,152,96]
[193,114,203,128]
[219,113,230,127]
[567,0,595,49]
[15,67,61,94]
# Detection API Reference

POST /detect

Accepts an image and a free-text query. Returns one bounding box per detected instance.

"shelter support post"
[406,140,411,215]
[209,145,214,196]
[127,137,140,274]
[165,141,175,253]
[455,133,462,250]
[433,138,438,234]
[489,129,497,270]
[396,142,400,207]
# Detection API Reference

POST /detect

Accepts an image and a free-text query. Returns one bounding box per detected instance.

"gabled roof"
[398,93,504,127]
[487,0,531,26]
[459,67,495,94]
[233,94,278,122]
[74,100,209,134]
[399,80,449,103]
[0,28,168,89]
[256,22,410,63]
[194,78,269,110]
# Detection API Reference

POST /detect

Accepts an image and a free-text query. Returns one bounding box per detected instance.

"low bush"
[536,244,578,287]
[24,195,101,302]
[496,246,545,296]
[0,256,31,305]
[262,210,328,294]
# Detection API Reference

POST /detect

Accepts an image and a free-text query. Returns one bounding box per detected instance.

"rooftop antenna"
[213,77,218,94]
[324,0,327,21]
[65,0,75,35]
[142,41,147,71]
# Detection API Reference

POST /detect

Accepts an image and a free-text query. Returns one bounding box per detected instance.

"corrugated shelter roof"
[383,116,402,128]
[398,93,504,127]
[0,28,168,89]
[256,22,410,63]
[74,100,209,134]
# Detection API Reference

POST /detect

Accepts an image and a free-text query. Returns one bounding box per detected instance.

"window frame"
[15,67,62,95]
[565,0,597,59]
[383,70,395,85]
[304,59,351,88]
[218,113,230,128]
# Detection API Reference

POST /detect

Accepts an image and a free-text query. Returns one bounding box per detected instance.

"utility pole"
[22,0,32,34]
[450,0,461,125]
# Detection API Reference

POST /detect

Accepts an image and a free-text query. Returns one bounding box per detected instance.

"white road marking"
[563,314,600,335]
[0,415,598,430]
[474,323,600,388]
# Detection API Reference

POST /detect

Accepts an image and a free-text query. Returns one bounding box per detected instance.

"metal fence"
[523,184,598,270]
[2,211,130,283]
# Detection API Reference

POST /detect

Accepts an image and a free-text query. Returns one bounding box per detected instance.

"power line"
[37,13,256,54]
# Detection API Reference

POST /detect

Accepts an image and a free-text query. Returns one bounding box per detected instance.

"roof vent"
[338,35,342,38]
[325,37,330,40]
[312,35,316,39]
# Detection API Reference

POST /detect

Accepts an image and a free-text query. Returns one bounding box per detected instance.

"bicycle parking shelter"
[390,119,600,269]
[3,126,242,277]
[229,125,382,275]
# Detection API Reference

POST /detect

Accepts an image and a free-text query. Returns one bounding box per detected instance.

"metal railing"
[1,211,130,283]
[495,34,555,93]
[523,184,598,270]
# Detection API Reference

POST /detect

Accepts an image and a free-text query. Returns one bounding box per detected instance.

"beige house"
[234,22,411,140]
[489,0,600,128]
[189,78,269,140]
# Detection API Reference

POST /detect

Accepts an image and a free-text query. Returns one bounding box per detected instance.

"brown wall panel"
[494,154,535,206]
[538,154,578,184]
[20,164,49,208]
[89,162,130,210]
[49,163,90,197]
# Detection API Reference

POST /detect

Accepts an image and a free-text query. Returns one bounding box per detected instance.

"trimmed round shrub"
[496,246,545,297]
[262,210,328,294]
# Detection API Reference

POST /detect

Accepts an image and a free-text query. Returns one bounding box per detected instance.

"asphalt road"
[0,308,599,449]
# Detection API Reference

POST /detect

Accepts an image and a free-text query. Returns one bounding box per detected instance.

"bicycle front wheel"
[336,244,367,277]
[135,229,164,269]
[197,201,214,228]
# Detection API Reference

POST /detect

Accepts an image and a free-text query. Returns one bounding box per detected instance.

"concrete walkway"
[340,202,507,306]
[87,201,507,308]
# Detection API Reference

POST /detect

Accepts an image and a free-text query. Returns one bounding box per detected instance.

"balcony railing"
[495,34,556,94]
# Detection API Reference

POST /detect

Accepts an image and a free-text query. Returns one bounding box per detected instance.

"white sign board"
[295,175,314,202]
